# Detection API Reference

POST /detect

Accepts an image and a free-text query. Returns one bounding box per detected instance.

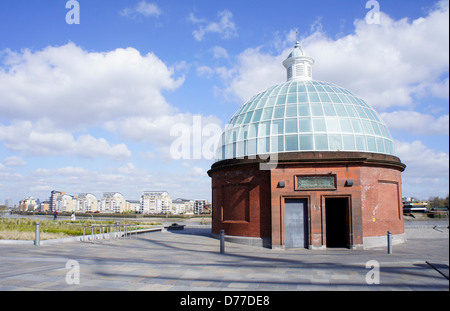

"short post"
[220,230,225,254]
[116,222,121,239]
[387,231,392,254]
[35,222,41,246]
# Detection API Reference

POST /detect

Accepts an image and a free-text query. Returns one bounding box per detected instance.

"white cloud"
[0,43,187,160]
[0,120,131,160]
[190,166,207,177]
[0,120,74,156]
[74,135,131,161]
[395,140,449,197]
[120,1,161,19]
[3,156,26,167]
[116,162,138,175]
[196,65,215,78]
[212,46,229,59]
[139,151,156,159]
[396,140,449,177]
[218,2,449,110]
[189,10,238,41]
[0,43,183,130]
[104,113,222,160]
[304,6,449,110]
[55,166,90,176]
[381,111,449,135]
[218,47,286,103]
[413,77,449,100]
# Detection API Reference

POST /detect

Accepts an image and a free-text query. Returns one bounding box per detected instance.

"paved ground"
[0,227,448,292]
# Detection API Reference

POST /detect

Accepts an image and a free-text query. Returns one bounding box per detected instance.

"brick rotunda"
[208,41,406,249]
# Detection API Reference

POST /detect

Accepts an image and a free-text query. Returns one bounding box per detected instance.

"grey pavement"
[0,227,448,291]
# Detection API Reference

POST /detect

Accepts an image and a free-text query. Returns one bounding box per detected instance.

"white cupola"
[282,41,315,81]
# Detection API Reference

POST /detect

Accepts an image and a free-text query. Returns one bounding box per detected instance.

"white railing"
[82,223,138,243]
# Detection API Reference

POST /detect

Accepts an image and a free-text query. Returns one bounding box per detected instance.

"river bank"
[2,211,211,225]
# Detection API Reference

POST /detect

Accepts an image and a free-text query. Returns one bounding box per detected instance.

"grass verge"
[0,218,161,240]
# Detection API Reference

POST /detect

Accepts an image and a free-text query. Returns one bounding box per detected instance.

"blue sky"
[0,0,448,205]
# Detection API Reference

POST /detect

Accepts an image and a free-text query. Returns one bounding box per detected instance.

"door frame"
[322,195,353,248]
[281,196,310,248]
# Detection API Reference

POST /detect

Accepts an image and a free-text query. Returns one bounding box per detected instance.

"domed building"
[208,41,406,249]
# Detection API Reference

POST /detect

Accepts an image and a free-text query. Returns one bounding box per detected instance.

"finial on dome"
[282,37,314,82]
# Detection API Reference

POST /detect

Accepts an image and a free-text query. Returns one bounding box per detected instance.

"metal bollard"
[35,222,40,246]
[220,230,225,254]
[387,231,392,254]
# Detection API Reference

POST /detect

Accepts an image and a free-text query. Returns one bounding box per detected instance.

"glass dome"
[215,79,396,162]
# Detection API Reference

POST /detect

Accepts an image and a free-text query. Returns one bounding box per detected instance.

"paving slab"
[0,227,448,292]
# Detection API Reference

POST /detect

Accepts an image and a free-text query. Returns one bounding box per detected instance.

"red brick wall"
[210,163,271,238]
[209,152,405,249]
[360,166,404,237]
[270,163,364,248]
[270,163,403,248]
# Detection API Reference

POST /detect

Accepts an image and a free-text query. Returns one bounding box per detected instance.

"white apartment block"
[19,197,37,212]
[127,200,141,213]
[141,191,172,214]
[184,200,195,215]
[101,192,128,213]
[172,198,195,215]
[41,190,208,215]
[77,193,99,213]
[56,194,77,212]
[172,199,186,214]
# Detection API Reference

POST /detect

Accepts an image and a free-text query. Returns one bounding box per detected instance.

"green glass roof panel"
[216,80,396,161]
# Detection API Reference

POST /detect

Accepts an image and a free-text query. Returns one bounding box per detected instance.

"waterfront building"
[77,193,99,213]
[56,194,77,212]
[101,192,127,213]
[208,41,406,249]
[140,191,172,214]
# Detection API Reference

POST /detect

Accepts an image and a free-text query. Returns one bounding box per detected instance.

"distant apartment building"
[40,201,51,212]
[43,190,208,215]
[77,193,99,213]
[56,194,77,212]
[50,190,65,212]
[127,200,141,213]
[194,199,208,215]
[171,198,187,214]
[101,192,127,213]
[171,199,184,214]
[141,191,172,214]
[184,200,195,215]
[19,197,37,211]
[171,198,195,215]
